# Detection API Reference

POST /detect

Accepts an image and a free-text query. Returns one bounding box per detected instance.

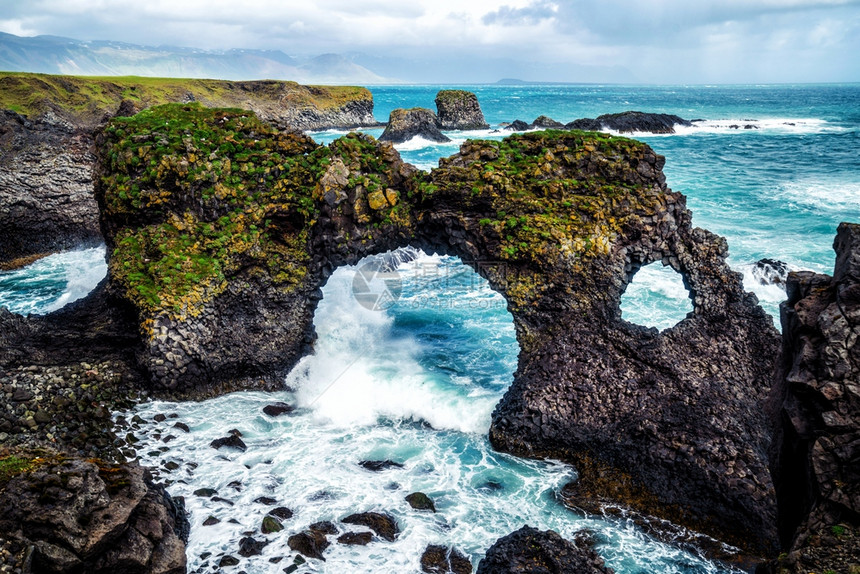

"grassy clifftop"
[0,71,371,126]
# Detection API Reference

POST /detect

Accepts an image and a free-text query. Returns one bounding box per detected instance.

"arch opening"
[619,261,693,331]
[287,246,519,433]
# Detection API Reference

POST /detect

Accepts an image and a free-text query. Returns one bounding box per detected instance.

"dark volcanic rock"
[531,115,564,129]
[261,515,283,534]
[342,512,399,541]
[262,402,295,416]
[476,526,613,574]
[269,506,294,520]
[0,458,188,574]
[766,222,860,573]
[566,111,691,134]
[753,258,789,285]
[421,544,473,573]
[309,521,338,535]
[238,536,269,557]
[379,107,451,143]
[405,491,436,512]
[504,119,531,131]
[210,434,247,451]
[288,529,330,560]
[435,90,489,130]
[358,459,404,471]
[337,531,373,546]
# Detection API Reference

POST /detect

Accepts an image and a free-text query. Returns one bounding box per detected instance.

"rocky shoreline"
[0,93,857,573]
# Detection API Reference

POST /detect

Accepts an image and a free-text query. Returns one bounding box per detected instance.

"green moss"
[101,103,327,320]
[0,71,370,124]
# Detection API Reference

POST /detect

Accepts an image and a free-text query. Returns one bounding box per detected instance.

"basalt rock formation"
[0,72,379,266]
[476,526,614,574]
[0,457,188,574]
[565,111,692,134]
[93,104,780,554]
[435,90,489,130]
[379,107,451,143]
[766,222,860,573]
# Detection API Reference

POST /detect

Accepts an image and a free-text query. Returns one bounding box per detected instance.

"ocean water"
[2,84,859,571]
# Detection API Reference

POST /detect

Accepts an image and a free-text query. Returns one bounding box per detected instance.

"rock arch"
[94,103,780,555]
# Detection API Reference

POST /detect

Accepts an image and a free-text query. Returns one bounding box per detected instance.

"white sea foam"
[771,180,860,215]
[0,245,107,315]
[620,263,692,331]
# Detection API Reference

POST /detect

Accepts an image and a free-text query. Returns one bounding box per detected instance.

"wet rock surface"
[435,90,489,130]
[565,111,692,134]
[476,526,613,574]
[379,107,451,143]
[342,512,399,541]
[765,222,860,573]
[0,457,188,574]
[421,544,473,574]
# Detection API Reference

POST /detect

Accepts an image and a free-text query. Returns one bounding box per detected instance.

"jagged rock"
[435,90,489,130]
[238,536,268,557]
[92,106,780,554]
[421,544,472,573]
[262,402,295,416]
[565,111,691,134]
[358,459,403,471]
[337,531,373,545]
[209,435,247,452]
[0,457,188,574]
[766,222,860,573]
[504,119,531,131]
[309,521,338,535]
[379,108,451,143]
[342,512,399,541]
[287,529,329,560]
[269,507,294,520]
[476,526,613,574]
[531,115,564,129]
[405,492,436,512]
[753,258,789,285]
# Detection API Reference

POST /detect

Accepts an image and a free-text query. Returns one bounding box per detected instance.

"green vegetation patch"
[101,103,330,321]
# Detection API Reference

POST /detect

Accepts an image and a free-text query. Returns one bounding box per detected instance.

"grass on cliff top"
[102,102,330,320]
[0,71,370,122]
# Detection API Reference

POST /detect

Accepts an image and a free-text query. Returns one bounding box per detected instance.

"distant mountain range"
[0,32,389,85]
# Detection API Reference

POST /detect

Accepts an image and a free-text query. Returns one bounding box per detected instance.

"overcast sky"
[1,0,858,83]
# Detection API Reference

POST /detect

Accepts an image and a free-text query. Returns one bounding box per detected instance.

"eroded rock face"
[379,107,451,143]
[766,222,860,572]
[435,90,489,130]
[94,105,780,552]
[476,526,613,574]
[0,458,188,574]
[565,111,692,134]
[0,110,101,264]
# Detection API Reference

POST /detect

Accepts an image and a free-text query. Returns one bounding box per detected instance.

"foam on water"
[772,179,860,215]
[620,263,693,331]
[0,246,107,315]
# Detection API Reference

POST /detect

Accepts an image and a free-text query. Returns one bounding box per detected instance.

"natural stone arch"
[94,103,780,555]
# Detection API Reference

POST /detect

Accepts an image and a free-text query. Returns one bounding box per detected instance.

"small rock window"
[620,262,692,330]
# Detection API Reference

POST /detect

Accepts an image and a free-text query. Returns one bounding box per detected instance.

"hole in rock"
[619,262,693,331]
[287,246,519,432]
[0,245,107,315]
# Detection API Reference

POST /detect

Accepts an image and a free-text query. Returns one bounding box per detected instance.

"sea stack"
[435,89,489,130]
[379,107,450,143]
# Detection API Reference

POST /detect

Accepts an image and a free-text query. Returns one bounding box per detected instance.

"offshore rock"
[565,111,692,134]
[766,222,860,573]
[435,90,489,130]
[379,107,451,143]
[0,457,188,574]
[476,526,613,574]
[95,105,779,552]
[753,258,789,286]
[531,115,564,129]
[421,544,472,574]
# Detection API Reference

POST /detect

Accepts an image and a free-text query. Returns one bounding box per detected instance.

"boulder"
[405,492,436,512]
[435,90,489,130]
[531,115,564,129]
[337,531,373,546]
[0,457,188,574]
[421,544,472,573]
[379,108,451,143]
[288,529,329,560]
[565,111,691,134]
[342,512,399,541]
[476,526,613,574]
[359,459,404,471]
[504,119,531,131]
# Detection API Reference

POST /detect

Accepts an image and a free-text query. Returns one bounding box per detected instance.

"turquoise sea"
[1,84,858,573]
